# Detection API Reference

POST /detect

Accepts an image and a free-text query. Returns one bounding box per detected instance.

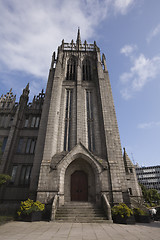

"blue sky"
[0,0,160,167]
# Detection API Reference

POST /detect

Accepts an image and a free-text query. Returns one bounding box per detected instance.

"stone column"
[76,57,82,143]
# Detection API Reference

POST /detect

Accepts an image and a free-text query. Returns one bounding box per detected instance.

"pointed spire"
[62,39,64,49]
[84,40,87,51]
[22,83,30,97]
[19,83,29,105]
[76,27,81,45]
[26,83,29,91]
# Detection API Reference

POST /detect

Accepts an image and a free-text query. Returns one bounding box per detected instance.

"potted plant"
[111,203,135,224]
[17,198,45,221]
[133,208,150,223]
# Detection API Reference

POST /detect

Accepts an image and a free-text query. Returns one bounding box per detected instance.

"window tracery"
[66,57,77,81]
[83,58,92,81]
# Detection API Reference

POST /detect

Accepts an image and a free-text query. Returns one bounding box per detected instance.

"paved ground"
[0,221,160,240]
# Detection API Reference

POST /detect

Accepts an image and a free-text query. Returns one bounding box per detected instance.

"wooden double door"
[71,171,88,201]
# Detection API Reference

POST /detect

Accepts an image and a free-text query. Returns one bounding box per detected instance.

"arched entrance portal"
[64,158,96,203]
[71,171,88,201]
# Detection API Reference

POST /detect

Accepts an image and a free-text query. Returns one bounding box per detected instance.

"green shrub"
[144,203,150,208]
[111,203,133,218]
[133,208,147,216]
[0,174,11,186]
[17,198,45,216]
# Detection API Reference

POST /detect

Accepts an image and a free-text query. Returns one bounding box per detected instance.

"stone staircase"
[55,202,112,223]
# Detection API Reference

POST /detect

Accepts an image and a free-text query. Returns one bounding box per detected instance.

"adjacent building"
[0,30,142,219]
[136,165,160,193]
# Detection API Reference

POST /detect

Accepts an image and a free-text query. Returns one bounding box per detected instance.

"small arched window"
[83,58,91,81]
[66,57,76,81]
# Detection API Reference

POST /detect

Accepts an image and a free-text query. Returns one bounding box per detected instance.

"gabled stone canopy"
[51,141,108,172]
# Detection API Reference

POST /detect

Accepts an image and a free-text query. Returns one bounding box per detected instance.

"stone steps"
[55,202,112,223]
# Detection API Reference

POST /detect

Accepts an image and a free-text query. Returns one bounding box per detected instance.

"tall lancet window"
[83,59,91,81]
[66,57,76,81]
[86,90,95,152]
[64,89,73,151]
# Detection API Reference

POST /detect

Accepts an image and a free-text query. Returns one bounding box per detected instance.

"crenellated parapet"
[0,89,17,110]
[61,40,100,52]
[59,29,100,52]
[27,89,45,110]
[0,86,45,129]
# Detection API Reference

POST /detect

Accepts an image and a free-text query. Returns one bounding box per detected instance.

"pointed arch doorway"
[71,170,88,201]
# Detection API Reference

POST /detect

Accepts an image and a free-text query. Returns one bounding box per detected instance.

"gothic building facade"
[0,30,142,219]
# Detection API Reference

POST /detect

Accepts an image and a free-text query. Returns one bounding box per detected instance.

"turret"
[19,83,29,106]
[76,28,81,50]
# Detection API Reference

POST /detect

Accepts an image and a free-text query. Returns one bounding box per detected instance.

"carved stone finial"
[22,83,30,97]
[53,51,55,60]
[84,40,87,51]
[71,39,74,50]
[26,83,29,91]
[76,27,81,45]
[19,83,29,105]
[76,27,81,51]
[51,52,56,69]
[102,53,108,71]
[102,53,106,61]
[61,39,64,50]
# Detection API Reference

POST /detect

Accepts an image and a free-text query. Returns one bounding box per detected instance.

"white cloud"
[0,0,136,97]
[120,72,133,84]
[138,121,160,129]
[120,44,137,57]
[120,45,160,99]
[113,0,135,15]
[131,55,160,91]
[147,24,160,43]
[120,88,132,100]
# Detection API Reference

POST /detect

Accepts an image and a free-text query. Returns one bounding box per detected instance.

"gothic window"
[25,138,36,154]
[128,188,133,195]
[86,90,95,152]
[10,165,18,184]
[31,116,40,128]
[31,117,36,127]
[24,116,29,128]
[66,57,76,81]
[129,168,133,173]
[25,139,32,153]
[1,137,8,153]
[19,165,32,186]
[64,89,73,151]
[17,138,36,154]
[17,138,24,153]
[83,59,91,81]
[35,117,40,128]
